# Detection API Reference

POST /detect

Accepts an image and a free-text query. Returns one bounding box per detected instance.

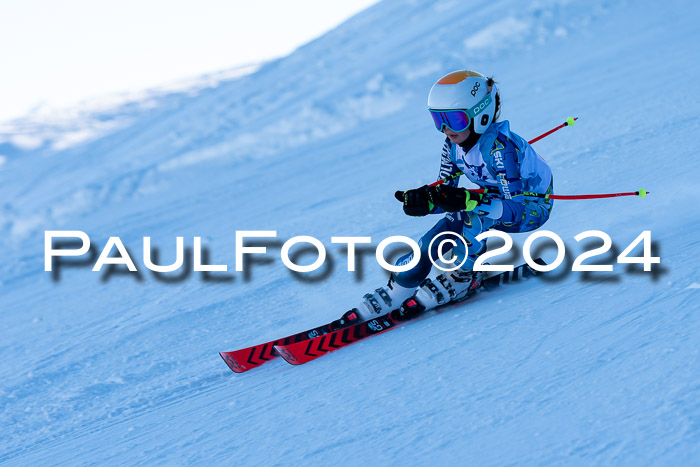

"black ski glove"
[394,186,433,217]
[428,184,485,212]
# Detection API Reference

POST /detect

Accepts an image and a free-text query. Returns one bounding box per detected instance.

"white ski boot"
[355,276,417,321]
[412,268,483,311]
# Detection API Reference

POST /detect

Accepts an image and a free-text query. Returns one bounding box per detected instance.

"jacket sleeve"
[428,138,461,214]
[437,137,461,188]
[480,137,525,224]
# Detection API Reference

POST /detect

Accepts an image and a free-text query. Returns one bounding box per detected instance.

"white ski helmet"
[428,70,499,134]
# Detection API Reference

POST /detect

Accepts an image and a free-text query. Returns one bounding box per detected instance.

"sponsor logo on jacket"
[493,150,505,170]
[497,173,512,199]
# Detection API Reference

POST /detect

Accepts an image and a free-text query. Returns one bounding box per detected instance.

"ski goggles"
[429,110,472,133]
[429,94,493,133]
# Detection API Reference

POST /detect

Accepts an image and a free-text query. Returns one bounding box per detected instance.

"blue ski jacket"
[436,120,554,231]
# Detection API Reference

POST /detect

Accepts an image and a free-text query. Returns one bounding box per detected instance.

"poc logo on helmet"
[473,98,489,115]
[471,82,480,97]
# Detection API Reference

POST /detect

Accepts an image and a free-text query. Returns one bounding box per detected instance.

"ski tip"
[273,345,303,365]
[566,116,576,126]
[219,351,246,373]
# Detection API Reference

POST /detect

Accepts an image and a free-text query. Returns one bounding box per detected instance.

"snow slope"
[1,0,699,464]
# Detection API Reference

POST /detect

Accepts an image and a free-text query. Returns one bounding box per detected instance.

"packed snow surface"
[1,0,698,464]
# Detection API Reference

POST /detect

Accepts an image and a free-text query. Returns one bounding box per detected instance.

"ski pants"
[393,197,553,288]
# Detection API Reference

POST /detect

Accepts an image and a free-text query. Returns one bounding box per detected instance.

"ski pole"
[528,116,577,144]
[465,188,650,200]
[396,116,650,201]
[428,117,578,187]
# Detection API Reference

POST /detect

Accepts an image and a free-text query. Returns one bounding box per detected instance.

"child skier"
[336,70,555,327]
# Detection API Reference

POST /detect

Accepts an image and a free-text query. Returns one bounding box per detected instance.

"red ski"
[219,336,296,373]
[219,311,359,373]
[273,311,403,365]
[274,260,545,366]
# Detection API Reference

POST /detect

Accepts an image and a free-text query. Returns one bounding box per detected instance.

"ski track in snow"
[1,0,700,464]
